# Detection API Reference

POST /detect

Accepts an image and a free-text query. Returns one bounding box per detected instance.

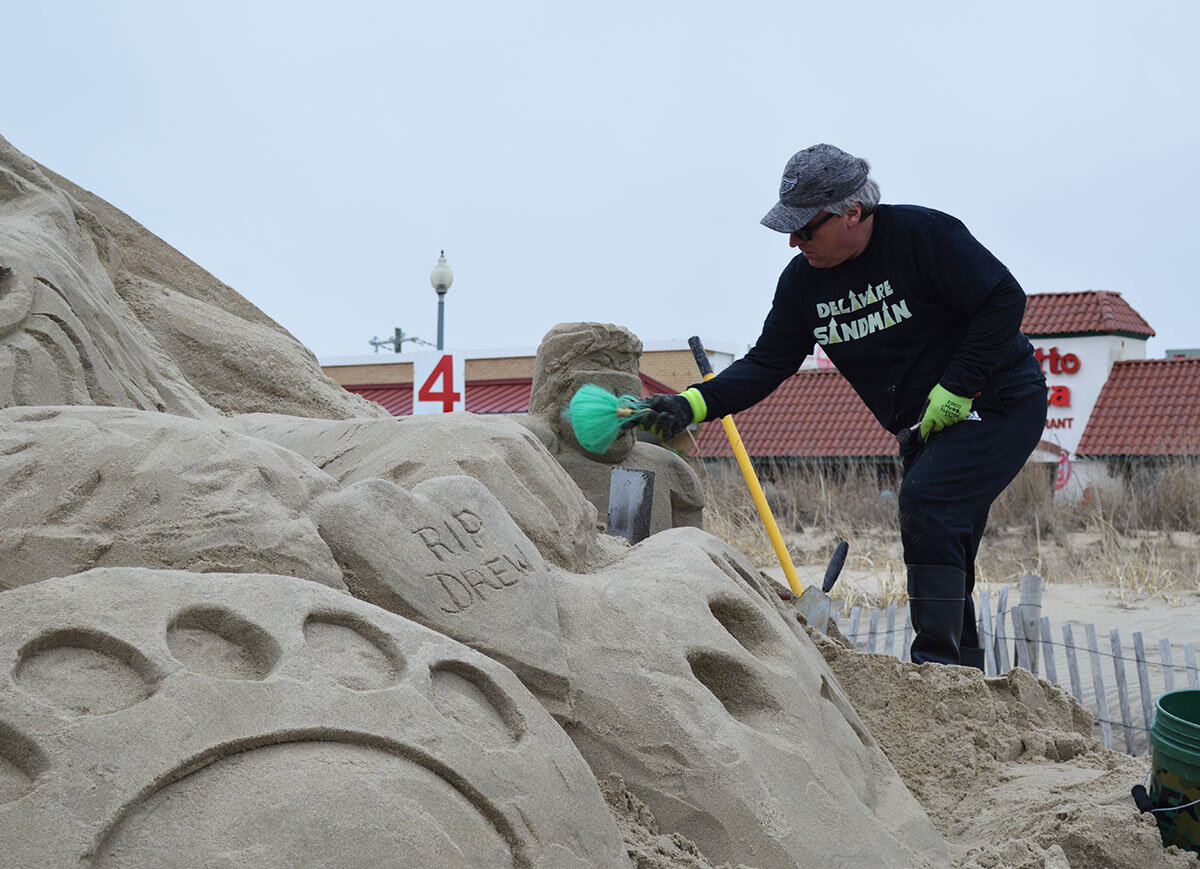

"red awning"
[345,383,412,416]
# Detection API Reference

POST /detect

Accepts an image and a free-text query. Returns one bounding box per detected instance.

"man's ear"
[845,204,863,226]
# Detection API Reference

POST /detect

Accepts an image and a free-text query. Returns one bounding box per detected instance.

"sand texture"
[0,405,345,591]
[812,628,1199,867]
[3,133,1195,867]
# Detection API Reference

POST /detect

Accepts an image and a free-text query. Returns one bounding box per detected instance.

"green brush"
[564,383,649,453]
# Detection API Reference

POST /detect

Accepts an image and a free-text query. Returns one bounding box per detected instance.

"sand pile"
[2,133,1194,867]
[810,628,1199,867]
[600,775,744,869]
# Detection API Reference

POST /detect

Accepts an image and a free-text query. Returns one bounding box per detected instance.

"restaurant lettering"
[1035,346,1080,431]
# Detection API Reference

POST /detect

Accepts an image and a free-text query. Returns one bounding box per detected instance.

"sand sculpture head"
[528,322,643,462]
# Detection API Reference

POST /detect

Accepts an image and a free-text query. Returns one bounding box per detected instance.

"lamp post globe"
[430,251,453,351]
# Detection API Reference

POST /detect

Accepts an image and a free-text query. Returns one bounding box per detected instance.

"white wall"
[1060,458,1119,500]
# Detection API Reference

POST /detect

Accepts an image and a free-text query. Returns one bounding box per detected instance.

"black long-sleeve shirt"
[696,205,1044,433]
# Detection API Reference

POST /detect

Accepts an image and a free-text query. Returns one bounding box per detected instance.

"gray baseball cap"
[761,143,870,233]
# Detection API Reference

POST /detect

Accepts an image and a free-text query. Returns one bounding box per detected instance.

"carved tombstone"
[315,474,573,716]
[520,322,704,536]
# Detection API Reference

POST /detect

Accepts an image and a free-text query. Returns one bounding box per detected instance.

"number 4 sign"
[412,352,465,414]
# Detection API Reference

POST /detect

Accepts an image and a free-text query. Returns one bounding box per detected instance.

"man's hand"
[919,384,973,441]
[631,389,706,440]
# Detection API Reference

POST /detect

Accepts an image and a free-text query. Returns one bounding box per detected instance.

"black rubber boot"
[959,594,986,672]
[907,564,967,666]
[958,646,985,672]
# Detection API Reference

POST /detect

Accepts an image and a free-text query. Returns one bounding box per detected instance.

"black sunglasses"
[791,211,835,241]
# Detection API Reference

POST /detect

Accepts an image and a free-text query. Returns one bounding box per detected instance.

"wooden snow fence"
[833,575,1198,756]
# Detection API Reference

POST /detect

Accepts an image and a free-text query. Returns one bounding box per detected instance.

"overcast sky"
[5,1,1197,361]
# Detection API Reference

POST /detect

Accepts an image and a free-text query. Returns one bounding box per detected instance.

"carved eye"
[0,721,47,804]
[166,608,280,681]
[14,629,159,716]
[302,612,404,691]
[429,660,526,743]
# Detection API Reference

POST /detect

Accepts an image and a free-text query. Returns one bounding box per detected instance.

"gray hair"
[825,176,881,217]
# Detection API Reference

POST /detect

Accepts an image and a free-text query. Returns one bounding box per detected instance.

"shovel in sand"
[689,336,803,596]
[793,540,849,633]
[688,336,851,633]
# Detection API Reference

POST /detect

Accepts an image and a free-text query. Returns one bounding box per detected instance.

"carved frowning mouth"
[95,734,520,867]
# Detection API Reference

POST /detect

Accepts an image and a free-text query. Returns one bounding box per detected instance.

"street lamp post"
[430,251,453,351]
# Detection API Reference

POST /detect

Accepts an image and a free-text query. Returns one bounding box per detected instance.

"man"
[638,144,1046,670]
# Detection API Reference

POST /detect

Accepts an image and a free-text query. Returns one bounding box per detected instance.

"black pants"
[898,380,1047,664]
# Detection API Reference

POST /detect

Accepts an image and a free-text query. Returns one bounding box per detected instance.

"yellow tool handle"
[616,407,635,417]
[689,337,802,596]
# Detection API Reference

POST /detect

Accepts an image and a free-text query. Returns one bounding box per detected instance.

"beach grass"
[695,458,1200,608]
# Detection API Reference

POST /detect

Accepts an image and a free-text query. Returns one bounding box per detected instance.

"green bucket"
[1148,689,1200,851]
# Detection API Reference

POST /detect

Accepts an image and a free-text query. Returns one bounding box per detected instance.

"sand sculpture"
[0,134,381,420]
[552,527,946,867]
[310,456,947,863]
[0,406,346,592]
[228,411,604,572]
[0,570,629,866]
[0,404,949,864]
[2,135,1190,868]
[0,408,946,861]
[520,321,705,536]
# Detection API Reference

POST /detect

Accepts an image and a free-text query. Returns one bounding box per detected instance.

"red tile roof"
[1076,358,1200,457]
[691,369,899,460]
[639,373,675,396]
[343,373,678,417]
[1022,291,1155,338]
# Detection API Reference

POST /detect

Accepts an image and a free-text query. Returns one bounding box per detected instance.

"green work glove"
[629,388,707,440]
[919,384,973,441]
